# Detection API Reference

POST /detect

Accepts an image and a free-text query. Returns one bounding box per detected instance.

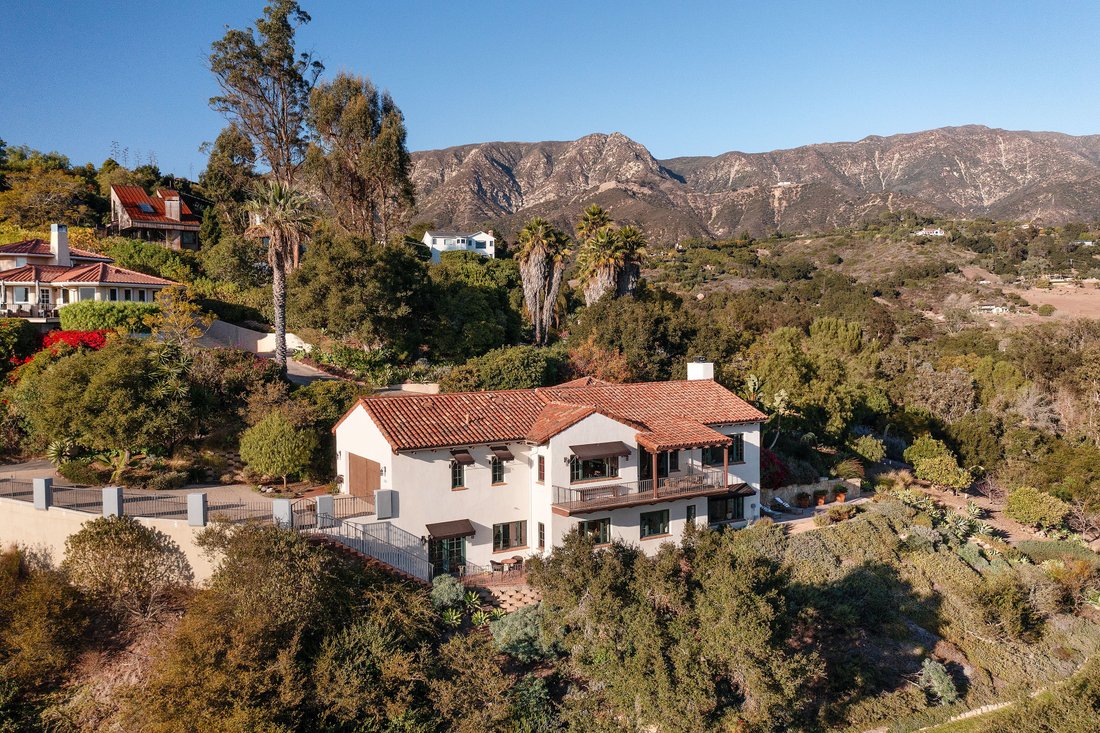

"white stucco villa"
[0,225,176,322]
[333,362,765,576]
[420,230,496,263]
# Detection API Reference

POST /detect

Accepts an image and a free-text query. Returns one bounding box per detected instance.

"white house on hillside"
[0,225,176,322]
[333,362,765,575]
[420,230,496,263]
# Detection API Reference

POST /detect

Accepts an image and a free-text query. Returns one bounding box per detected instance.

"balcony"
[552,468,748,515]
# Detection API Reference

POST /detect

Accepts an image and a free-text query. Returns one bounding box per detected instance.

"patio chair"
[489,559,505,579]
[509,555,524,573]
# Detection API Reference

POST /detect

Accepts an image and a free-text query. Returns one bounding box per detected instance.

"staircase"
[303,515,434,584]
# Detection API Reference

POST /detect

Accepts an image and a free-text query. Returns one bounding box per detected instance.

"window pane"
[686,505,697,524]
[538,522,545,549]
[640,510,669,538]
[730,434,745,463]
[579,517,610,544]
[537,456,545,482]
[491,458,504,484]
[451,462,464,489]
[493,521,526,551]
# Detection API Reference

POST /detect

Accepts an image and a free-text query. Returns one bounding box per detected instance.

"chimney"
[50,224,71,267]
[163,192,181,221]
[686,357,714,381]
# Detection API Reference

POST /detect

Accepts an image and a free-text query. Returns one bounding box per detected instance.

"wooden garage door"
[348,453,380,500]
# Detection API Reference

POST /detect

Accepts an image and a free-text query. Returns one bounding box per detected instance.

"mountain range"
[409,125,1100,242]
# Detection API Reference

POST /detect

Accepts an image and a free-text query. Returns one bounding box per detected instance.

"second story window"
[491,457,505,484]
[570,456,619,483]
[537,455,545,483]
[729,434,745,463]
[450,461,465,490]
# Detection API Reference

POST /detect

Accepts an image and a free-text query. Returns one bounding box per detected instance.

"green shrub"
[58,301,158,332]
[903,434,954,468]
[145,470,189,491]
[440,345,564,392]
[430,574,465,610]
[1037,303,1056,317]
[238,412,318,489]
[849,434,887,464]
[1017,540,1100,569]
[488,604,553,662]
[974,574,1037,639]
[57,459,106,486]
[1006,486,1071,530]
[916,658,959,705]
[62,516,193,620]
[0,319,37,377]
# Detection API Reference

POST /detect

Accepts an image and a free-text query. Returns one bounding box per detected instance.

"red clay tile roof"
[525,402,596,444]
[111,185,200,229]
[0,263,176,286]
[356,390,548,452]
[346,377,765,452]
[0,239,111,261]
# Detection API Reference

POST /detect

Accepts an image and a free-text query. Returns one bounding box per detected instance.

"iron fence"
[122,492,190,520]
[208,499,274,524]
[0,478,33,502]
[51,486,104,514]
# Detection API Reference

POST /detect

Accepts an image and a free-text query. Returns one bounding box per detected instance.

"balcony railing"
[552,468,734,514]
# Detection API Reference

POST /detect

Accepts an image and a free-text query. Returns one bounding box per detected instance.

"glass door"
[429,537,466,575]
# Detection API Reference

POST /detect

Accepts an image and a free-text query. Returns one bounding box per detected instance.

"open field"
[1006,284,1100,320]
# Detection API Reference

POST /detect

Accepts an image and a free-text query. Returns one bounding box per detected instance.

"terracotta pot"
[815,496,826,506]
[796,495,811,508]
[835,492,847,503]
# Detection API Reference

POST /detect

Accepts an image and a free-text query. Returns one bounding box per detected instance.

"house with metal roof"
[333,360,764,576]
[420,229,496,263]
[0,225,176,322]
[109,185,201,250]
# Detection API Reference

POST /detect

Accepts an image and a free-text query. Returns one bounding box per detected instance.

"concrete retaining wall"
[0,497,216,583]
[202,319,311,355]
[762,477,862,508]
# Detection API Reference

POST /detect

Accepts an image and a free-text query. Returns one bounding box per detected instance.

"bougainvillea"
[42,330,110,351]
[760,447,791,490]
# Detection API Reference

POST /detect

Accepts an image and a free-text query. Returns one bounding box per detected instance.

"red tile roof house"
[0,224,176,322]
[332,361,766,578]
[109,185,200,250]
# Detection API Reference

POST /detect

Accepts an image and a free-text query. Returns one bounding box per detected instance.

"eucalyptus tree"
[209,0,322,187]
[515,217,570,345]
[306,72,415,243]
[246,182,315,372]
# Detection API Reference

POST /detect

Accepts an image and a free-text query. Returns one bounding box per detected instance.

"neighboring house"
[110,185,201,250]
[971,304,1009,314]
[333,361,765,574]
[913,227,946,237]
[421,230,495,263]
[0,224,176,321]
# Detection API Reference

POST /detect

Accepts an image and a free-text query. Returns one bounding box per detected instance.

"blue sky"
[2,0,1098,176]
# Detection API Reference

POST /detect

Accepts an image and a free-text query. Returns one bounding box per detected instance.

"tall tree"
[515,217,570,345]
[575,225,623,306]
[199,125,258,235]
[246,182,315,372]
[306,73,415,243]
[575,203,611,243]
[614,224,647,296]
[209,0,322,187]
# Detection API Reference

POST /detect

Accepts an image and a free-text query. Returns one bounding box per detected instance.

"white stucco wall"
[334,401,763,569]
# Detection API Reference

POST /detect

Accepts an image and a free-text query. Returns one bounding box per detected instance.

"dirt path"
[915,484,1038,544]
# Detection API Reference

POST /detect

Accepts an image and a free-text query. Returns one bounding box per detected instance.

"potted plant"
[795,491,811,509]
[813,489,828,506]
[834,484,847,503]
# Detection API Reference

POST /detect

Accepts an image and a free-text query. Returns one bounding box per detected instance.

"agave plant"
[973,521,996,538]
[1084,588,1100,611]
[471,609,492,628]
[964,500,984,520]
[490,608,507,621]
[442,608,463,628]
[463,590,483,612]
[45,438,76,468]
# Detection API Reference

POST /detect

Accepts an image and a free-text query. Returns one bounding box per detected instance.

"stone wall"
[0,497,216,583]
[762,477,861,509]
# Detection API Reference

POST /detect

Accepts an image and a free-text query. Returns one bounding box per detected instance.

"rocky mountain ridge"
[409,125,1100,242]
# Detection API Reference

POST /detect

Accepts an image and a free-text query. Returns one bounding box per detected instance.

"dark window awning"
[570,441,631,461]
[449,449,474,465]
[490,445,514,461]
[730,484,755,497]
[426,519,476,540]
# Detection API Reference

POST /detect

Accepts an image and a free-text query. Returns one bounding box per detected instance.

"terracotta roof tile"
[0,263,176,286]
[0,239,111,261]
[347,377,765,452]
[111,185,200,229]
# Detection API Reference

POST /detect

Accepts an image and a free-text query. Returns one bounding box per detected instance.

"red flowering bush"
[761,447,791,490]
[42,330,110,351]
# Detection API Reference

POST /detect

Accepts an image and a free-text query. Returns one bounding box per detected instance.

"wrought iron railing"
[308,515,433,582]
[552,468,730,512]
[123,492,189,519]
[0,478,33,502]
[51,486,104,513]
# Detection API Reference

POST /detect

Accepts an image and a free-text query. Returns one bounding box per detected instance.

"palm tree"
[614,224,647,297]
[575,225,625,306]
[245,181,314,373]
[576,204,611,242]
[515,217,570,345]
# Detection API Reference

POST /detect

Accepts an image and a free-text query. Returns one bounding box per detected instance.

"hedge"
[0,319,37,375]
[59,302,158,333]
